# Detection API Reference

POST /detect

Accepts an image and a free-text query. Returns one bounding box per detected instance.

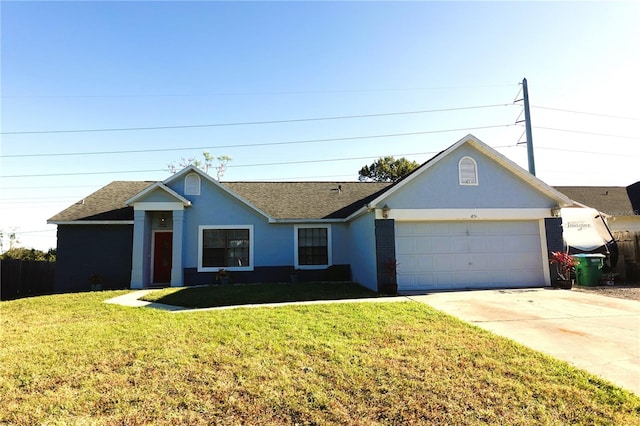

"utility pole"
[522,78,536,176]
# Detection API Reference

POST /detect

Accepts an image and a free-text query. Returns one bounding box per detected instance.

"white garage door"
[396,221,545,291]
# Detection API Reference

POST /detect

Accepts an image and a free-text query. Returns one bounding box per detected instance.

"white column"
[170,209,184,287]
[130,209,146,289]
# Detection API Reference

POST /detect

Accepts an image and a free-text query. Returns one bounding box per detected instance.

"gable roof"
[163,165,276,219]
[363,134,574,210]
[554,186,638,216]
[48,134,577,225]
[125,182,192,206]
[48,181,155,223]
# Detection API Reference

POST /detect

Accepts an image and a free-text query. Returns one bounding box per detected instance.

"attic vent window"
[458,156,478,186]
[185,173,201,195]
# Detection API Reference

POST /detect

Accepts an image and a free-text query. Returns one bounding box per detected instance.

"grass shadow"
[141,281,385,308]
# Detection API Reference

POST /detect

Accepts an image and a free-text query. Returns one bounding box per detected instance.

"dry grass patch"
[1,291,638,425]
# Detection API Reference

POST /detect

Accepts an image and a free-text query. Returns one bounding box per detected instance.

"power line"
[0,123,515,159]
[3,143,636,191]
[1,169,164,179]
[1,104,514,135]
[532,105,640,121]
[0,185,99,190]
[535,146,640,158]
[4,138,635,181]
[230,150,441,169]
[533,126,639,140]
[255,174,356,181]
[1,150,436,179]
[1,84,518,99]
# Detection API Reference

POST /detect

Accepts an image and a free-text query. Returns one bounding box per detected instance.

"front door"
[153,232,173,283]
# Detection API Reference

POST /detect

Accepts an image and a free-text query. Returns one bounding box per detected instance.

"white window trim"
[197,225,254,272]
[458,156,479,186]
[184,173,201,196]
[294,224,332,270]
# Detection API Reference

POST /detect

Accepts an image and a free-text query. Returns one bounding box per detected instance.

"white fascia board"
[380,208,553,221]
[366,134,574,210]
[365,133,478,208]
[165,165,274,221]
[162,164,201,185]
[462,137,574,207]
[133,202,185,211]
[47,220,134,225]
[344,205,373,222]
[125,183,191,207]
[267,218,346,224]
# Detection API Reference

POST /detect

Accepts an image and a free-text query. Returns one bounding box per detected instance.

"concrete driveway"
[411,289,640,395]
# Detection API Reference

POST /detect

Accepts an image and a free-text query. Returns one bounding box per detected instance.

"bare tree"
[167,152,232,180]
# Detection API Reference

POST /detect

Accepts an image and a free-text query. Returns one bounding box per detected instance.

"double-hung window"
[198,225,253,271]
[295,225,331,269]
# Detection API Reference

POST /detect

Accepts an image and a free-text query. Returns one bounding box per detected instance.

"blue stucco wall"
[55,224,133,293]
[384,145,557,209]
[165,176,352,281]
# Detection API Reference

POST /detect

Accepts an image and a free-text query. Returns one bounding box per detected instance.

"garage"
[395,220,545,291]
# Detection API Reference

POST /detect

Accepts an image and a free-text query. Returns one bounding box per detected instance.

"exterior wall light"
[382,205,391,219]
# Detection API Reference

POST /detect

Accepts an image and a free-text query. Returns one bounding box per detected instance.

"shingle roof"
[48,180,392,223]
[48,181,156,222]
[554,186,637,216]
[225,181,391,219]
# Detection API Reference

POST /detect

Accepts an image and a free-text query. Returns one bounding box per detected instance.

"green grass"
[141,281,382,308]
[1,291,639,425]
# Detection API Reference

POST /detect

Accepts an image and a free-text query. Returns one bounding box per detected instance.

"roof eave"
[164,166,275,220]
[367,134,574,209]
[267,218,347,224]
[125,182,191,207]
[47,220,134,225]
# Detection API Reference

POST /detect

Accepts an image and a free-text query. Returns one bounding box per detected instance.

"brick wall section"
[375,219,396,291]
[545,217,564,283]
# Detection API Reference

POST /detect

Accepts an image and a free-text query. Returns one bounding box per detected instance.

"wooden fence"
[612,231,640,282]
[0,260,55,301]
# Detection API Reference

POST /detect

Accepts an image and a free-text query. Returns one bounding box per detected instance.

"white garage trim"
[375,208,552,221]
[395,220,547,291]
[539,220,552,286]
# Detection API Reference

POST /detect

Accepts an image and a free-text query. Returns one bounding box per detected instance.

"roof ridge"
[223,181,390,184]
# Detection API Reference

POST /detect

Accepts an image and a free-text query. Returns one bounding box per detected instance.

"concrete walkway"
[105,290,189,311]
[105,288,640,394]
[410,289,640,395]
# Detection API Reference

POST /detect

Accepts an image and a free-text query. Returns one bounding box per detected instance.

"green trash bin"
[573,254,605,287]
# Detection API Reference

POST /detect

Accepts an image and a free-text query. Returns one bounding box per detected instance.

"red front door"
[153,232,173,283]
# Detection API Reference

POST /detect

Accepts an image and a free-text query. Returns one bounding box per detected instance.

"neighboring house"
[48,134,574,294]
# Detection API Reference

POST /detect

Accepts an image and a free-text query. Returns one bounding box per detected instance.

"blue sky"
[1,1,639,250]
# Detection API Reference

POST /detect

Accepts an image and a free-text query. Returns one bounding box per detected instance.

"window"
[458,156,478,185]
[295,225,331,268]
[198,225,253,271]
[185,173,201,195]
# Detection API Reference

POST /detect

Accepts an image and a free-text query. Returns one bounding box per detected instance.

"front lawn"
[1,291,638,424]
[141,281,382,308]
